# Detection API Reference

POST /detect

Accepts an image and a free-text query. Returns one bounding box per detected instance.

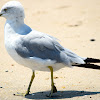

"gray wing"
[15,31,66,63]
[15,30,85,65]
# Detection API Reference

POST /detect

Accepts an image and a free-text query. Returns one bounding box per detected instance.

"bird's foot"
[13,91,30,96]
[52,85,57,93]
[47,85,57,97]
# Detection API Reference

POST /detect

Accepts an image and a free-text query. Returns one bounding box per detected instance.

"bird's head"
[0,1,25,20]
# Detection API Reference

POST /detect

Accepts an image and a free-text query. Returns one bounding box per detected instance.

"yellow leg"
[48,66,57,97]
[25,71,35,95]
[14,71,35,96]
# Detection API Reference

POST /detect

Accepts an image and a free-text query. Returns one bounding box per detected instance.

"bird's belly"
[5,45,65,71]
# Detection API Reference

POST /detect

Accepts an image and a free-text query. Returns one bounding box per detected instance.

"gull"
[0,1,100,97]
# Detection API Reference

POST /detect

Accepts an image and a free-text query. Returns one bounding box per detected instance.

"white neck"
[4,18,32,44]
[6,17,24,29]
[5,17,32,34]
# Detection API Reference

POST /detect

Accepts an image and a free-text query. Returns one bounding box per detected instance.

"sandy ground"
[0,0,100,100]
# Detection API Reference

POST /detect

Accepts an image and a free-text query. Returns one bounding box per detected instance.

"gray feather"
[15,30,84,65]
[15,31,65,63]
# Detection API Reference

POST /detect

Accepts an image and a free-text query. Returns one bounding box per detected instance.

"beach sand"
[0,0,100,99]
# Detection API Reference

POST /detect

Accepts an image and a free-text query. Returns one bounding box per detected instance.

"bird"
[0,1,100,97]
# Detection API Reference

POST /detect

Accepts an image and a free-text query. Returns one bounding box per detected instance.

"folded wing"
[15,30,85,66]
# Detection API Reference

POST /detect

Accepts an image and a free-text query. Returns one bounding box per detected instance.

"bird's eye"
[4,9,7,12]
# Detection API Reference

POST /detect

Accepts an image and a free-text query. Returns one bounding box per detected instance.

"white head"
[0,1,25,21]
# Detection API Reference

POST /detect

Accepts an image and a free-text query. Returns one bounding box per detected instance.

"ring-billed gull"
[0,1,100,97]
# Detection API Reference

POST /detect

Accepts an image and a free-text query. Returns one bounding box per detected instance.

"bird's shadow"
[25,90,100,99]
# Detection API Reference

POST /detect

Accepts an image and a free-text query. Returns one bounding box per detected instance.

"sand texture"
[0,0,100,100]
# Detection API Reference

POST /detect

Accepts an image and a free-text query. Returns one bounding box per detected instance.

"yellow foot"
[13,91,29,96]
[47,85,57,97]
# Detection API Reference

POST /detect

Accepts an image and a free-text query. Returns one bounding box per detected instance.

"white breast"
[5,35,66,72]
[4,21,66,72]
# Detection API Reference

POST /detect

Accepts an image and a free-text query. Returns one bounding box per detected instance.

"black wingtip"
[73,64,100,70]
[84,58,100,63]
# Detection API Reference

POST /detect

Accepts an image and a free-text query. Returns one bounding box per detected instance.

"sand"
[0,0,100,100]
